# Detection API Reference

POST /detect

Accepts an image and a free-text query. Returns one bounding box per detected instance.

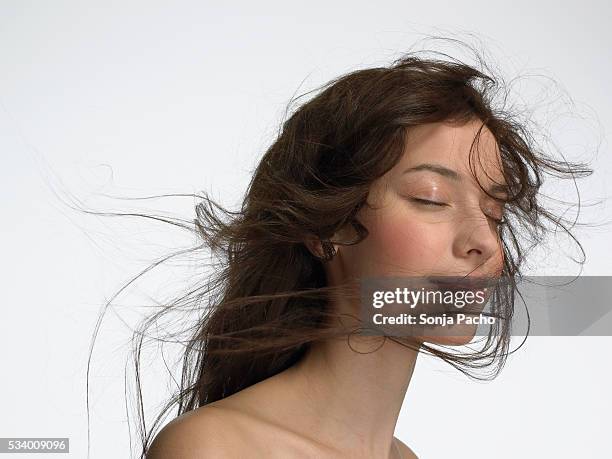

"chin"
[419,324,479,346]
[424,335,475,346]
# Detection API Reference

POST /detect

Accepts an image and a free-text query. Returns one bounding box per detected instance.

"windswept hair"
[82,40,593,458]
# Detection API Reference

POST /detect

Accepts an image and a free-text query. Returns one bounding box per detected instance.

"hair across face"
[322,119,509,345]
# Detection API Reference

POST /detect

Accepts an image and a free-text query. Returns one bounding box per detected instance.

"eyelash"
[409,198,507,226]
[410,197,447,207]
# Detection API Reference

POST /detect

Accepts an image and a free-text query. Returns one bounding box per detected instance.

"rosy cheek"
[365,213,447,275]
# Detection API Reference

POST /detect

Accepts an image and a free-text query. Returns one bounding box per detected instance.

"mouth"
[428,275,495,292]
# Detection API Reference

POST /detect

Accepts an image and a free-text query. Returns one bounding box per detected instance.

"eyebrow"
[402,163,510,196]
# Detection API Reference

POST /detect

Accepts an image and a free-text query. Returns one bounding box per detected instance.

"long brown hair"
[83,42,593,458]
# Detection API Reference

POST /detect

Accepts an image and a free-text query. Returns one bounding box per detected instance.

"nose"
[452,209,503,273]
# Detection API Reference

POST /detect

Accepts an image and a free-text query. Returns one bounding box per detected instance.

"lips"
[429,276,494,292]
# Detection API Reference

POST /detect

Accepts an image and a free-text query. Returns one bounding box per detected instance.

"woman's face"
[331,119,508,344]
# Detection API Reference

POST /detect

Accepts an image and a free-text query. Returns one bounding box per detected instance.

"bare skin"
[148,119,507,458]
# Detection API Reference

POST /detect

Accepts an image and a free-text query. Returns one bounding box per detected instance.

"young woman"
[136,51,589,458]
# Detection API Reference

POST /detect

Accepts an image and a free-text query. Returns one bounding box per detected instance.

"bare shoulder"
[147,405,245,459]
[395,437,419,459]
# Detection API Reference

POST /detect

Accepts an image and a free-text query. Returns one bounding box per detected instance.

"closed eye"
[484,210,508,227]
[410,197,448,207]
[409,196,507,226]
[483,203,507,225]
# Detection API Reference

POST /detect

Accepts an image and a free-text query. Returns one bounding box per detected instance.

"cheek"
[348,208,451,277]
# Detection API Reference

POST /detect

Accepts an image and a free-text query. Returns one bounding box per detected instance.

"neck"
[281,332,420,457]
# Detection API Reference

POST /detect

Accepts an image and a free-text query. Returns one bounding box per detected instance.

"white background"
[1,1,611,458]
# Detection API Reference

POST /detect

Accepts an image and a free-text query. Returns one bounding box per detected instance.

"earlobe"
[319,239,338,262]
[303,234,338,262]
[303,234,321,258]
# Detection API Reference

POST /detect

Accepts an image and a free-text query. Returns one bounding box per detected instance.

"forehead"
[395,119,505,185]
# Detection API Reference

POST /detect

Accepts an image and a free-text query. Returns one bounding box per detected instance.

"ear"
[303,234,328,259]
[304,230,349,260]
[303,219,363,258]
